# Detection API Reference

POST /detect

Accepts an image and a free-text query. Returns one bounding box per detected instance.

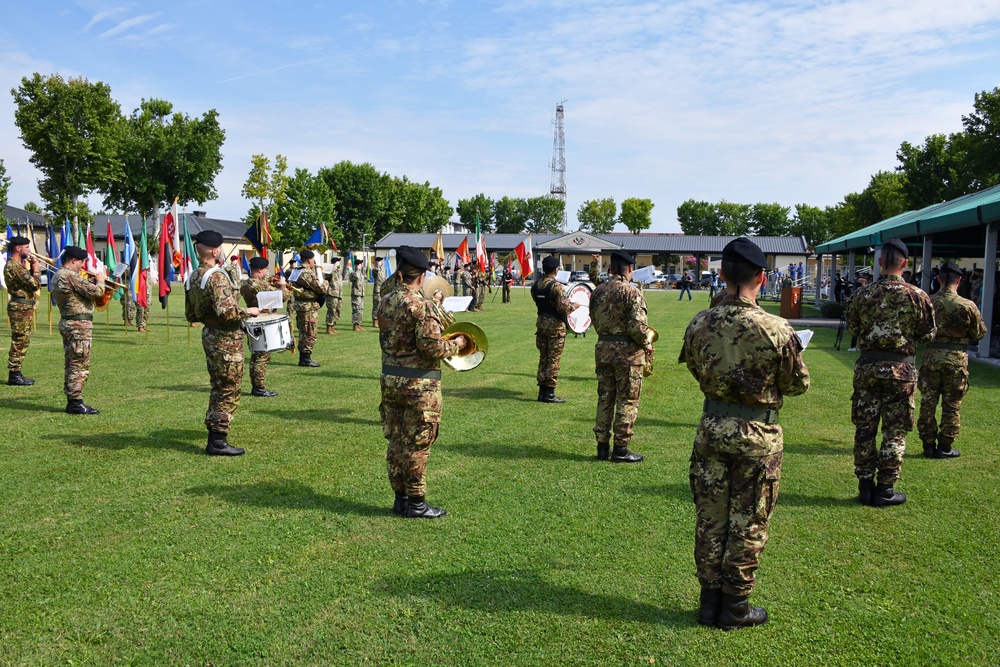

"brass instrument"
[0,239,126,292]
[643,327,659,378]
[441,321,488,371]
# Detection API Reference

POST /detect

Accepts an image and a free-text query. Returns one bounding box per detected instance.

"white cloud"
[98,13,158,39]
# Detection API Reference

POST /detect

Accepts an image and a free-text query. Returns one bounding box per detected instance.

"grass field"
[1,286,999,666]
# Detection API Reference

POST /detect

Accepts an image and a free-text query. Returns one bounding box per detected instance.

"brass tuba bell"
[441,321,488,371]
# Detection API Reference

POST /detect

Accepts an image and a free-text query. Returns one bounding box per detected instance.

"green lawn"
[1,287,998,666]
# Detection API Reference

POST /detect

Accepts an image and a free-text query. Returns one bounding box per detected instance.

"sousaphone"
[442,321,488,371]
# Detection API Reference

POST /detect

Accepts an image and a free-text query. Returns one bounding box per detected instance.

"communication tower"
[549,101,568,232]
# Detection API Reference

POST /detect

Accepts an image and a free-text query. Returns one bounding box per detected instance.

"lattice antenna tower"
[549,101,568,232]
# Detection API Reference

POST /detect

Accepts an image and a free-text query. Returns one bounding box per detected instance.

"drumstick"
[257,296,279,312]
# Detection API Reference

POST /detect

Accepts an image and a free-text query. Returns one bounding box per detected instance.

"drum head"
[567,305,592,334]
[566,282,592,307]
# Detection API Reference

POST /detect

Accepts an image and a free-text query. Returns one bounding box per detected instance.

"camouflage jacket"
[185,264,248,328]
[846,273,935,381]
[225,263,241,285]
[372,268,385,299]
[591,274,649,365]
[680,296,810,410]
[4,259,41,301]
[449,270,461,292]
[350,268,365,297]
[52,267,105,319]
[922,288,987,367]
[292,265,324,311]
[241,276,290,310]
[588,264,604,286]
[461,270,476,292]
[326,270,343,298]
[379,284,462,371]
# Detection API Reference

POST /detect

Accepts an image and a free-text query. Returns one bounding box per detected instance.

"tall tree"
[576,197,617,234]
[103,98,225,227]
[494,196,529,234]
[456,193,495,232]
[677,199,724,235]
[317,161,391,250]
[273,168,338,249]
[750,202,790,236]
[242,153,290,227]
[522,196,564,234]
[11,73,123,237]
[0,159,10,210]
[896,133,970,209]
[961,86,1000,190]
[392,177,452,233]
[789,203,834,248]
[715,201,752,236]
[619,197,654,235]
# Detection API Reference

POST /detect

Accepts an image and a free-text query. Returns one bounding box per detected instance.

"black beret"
[299,249,315,261]
[330,256,341,263]
[397,245,428,272]
[721,237,767,269]
[940,260,963,276]
[882,237,908,259]
[610,250,635,266]
[8,236,30,247]
[374,256,383,263]
[249,257,269,270]
[542,256,560,271]
[63,245,87,261]
[194,230,224,247]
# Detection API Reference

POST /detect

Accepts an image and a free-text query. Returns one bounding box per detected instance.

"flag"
[61,220,70,253]
[84,223,104,274]
[432,231,445,264]
[4,223,12,259]
[475,209,488,268]
[243,210,271,258]
[514,234,533,277]
[171,198,181,263]
[241,252,250,275]
[137,219,149,309]
[105,221,122,300]
[455,237,470,265]
[384,253,393,278]
[123,219,137,297]
[304,227,324,247]
[323,224,337,251]
[163,209,182,270]
[181,213,199,284]
[158,214,172,309]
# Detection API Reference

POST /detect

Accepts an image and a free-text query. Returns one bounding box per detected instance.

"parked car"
[661,273,684,288]
[700,272,714,288]
[569,271,590,282]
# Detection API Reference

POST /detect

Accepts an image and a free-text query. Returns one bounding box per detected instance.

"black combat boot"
[857,478,874,506]
[935,441,960,459]
[539,386,565,403]
[611,445,643,463]
[716,593,768,630]
[250,386,278,397]
[537,385,546,402]
[206,430,245,456]
[298,352,320,368]
[871,483,906,507]
[697,586,723,626]
[392,492,409,515]
[65,399,99,415]
[596,442,610,461]
[923,442,937,458]
[8,371,34,386]
[405,496,447,519]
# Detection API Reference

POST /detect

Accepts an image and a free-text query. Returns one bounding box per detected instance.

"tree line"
[675,87,1000,247]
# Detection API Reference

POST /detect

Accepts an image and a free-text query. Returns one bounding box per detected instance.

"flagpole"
[47,296,52,335]
[166,299,170,342]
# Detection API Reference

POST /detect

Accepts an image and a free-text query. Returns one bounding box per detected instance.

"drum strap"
[382,365,442,380]
[199,266,234,290]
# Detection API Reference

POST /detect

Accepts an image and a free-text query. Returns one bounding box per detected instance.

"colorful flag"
[84,223,104,274]
[4,223,12,259]
[304,227,324,247]
[243,211,270,257]
[475,209,488,268]
[61,220,70,253]
[123,218,137,298]
[137,219,149,309]
[158,215,172,309]
[432,231,445,264]
[105,221,121,300]
[241,252,251,275]
[323,224,337,251]
[171,198,181,262]
[514,234,533,277]
[455,237,470,265]
[181,214,199,284]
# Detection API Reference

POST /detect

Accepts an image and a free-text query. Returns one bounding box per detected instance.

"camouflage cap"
[721,237,767,269]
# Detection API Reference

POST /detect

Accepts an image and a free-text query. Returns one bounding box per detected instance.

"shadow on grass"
[311,368,378,381]
[444,387,536,402]
[272,407,380,425]
[186,479,385,516]
[444,442,591,462]
[66,428,205,455]
[157,384,207,392]
[374,568,692,627]
[788,441,852,456]
[776,490,858,508]
[1,397,67,414]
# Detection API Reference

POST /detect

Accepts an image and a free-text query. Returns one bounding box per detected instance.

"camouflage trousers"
[295,309,318,354]
[502,284,511,303]
[380,375,442,497]
[135,305,148,329]
[594,362,643,448]
[536,332,566,388]
[475,284,486,309]
[249,351,271,390]
[59,320,93,399]
[918,356,969,449]
[689,415,783,596]
[852,375,915,485]
[203,326,244,434]
[372,291,381,325]
[7,304,34,372]
[325,296,342,326]
[351,295,364,325]
[122,297,136,325]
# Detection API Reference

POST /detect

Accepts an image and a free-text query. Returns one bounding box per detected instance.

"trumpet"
[270,273,304,297]
[0,239,126,292]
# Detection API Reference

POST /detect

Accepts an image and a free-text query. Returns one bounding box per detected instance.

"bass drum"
[565,282,592,335]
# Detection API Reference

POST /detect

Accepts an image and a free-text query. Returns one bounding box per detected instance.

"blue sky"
[1,0,999,233]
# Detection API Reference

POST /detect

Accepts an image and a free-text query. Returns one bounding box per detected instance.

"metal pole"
[921,235,934,292]
[978,222,997,358]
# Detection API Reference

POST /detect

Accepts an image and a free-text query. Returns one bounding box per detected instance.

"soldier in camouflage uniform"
[590,250,651,463]
[502,264,513,302]
[225,255,241,285]
[680,237,810,630]
[241,256,290,397]
[474,263,488,311]
[120,265,137,327]
[379,246,467,519]
[846,238,935,507]
[449,265,460,296]
[4,236,40,386]
[350,260,365,331]
[589,253,604,286]
[52,246,109,414]
[185,231,260,456]
[292,249,324,367]
[532,255,577,403]
[324,256,343,334]
[461,262,476,302]
[371,256,385,327]
[917,260,986,459]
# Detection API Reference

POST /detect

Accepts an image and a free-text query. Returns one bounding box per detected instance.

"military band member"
[474,262,488,311]
[378,246,468,519]
[120,265,137,327]
[241,256,289,397]
[917,260,986,459]
[292,249,324,367]
[372,256,385,327]
[590,250,650,463]
[225,255,241,285]
[502,263,513,303]
[461,262,475,300]
[325,256,343,334]
[52,246,108,414]
[4,236,40,386]
[847,238,935,507]
[589,253,604,286]
[350,259,365,331]
[531,255,577,403]
[185,230,260,456]
[680,237,810,629]
[449,264,461,296]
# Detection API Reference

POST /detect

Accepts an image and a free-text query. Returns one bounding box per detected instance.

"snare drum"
[244,313,293,353]
[565,282,592,335]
